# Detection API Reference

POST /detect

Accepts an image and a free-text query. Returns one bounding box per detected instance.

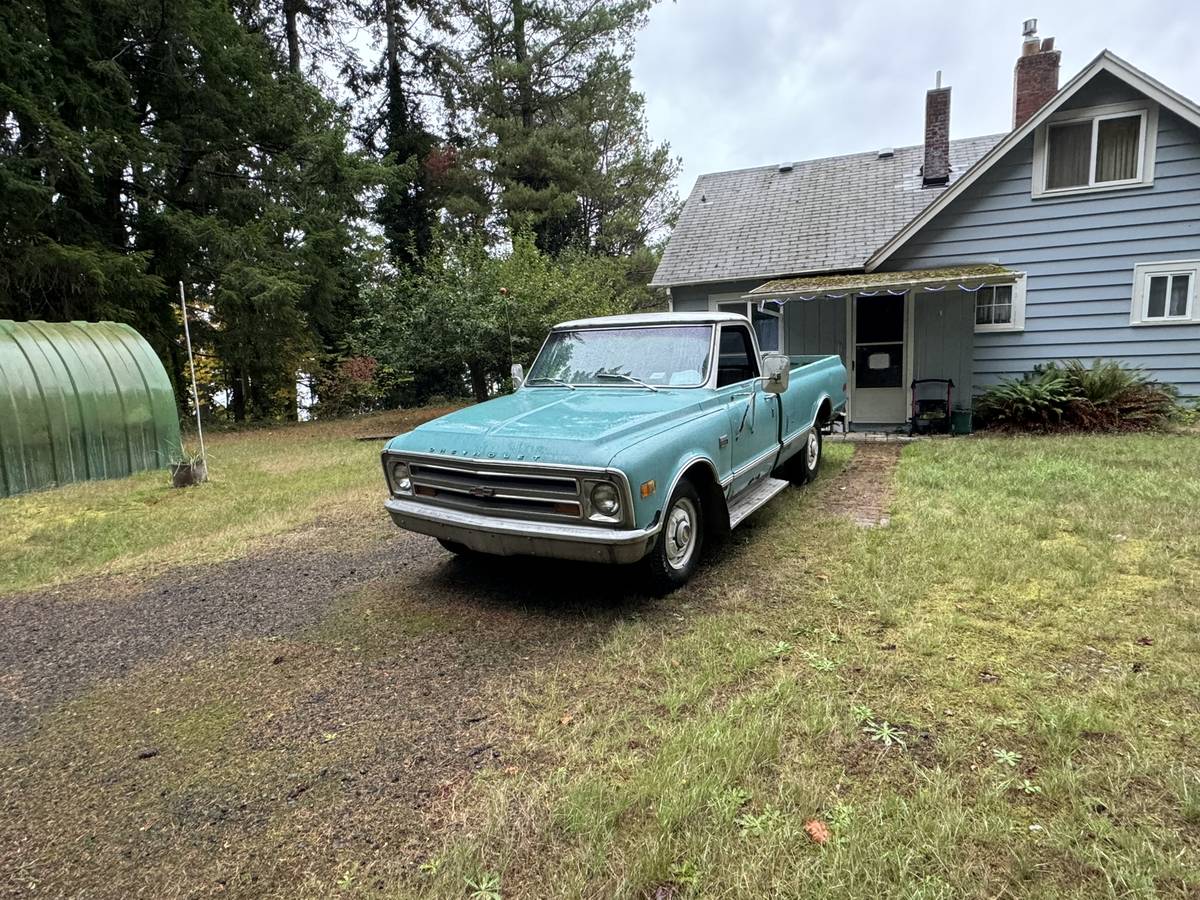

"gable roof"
[866,50,1200,271]
[649,135,1002,288]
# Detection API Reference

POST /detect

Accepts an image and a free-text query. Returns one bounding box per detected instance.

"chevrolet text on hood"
[382,312,848,592]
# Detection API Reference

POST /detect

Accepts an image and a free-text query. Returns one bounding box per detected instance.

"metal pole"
[179,281,206,462]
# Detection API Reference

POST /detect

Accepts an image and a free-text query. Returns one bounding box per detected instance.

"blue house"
[652,24,1200,427]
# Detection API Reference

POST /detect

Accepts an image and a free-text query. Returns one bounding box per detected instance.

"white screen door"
[852,294,907,423]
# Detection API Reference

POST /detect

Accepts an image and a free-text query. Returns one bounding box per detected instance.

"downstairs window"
[974,277,1027,333]
[1131,261,1200,325]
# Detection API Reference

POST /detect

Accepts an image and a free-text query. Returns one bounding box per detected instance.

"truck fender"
[812,393,834,428]
[665,455,730,538]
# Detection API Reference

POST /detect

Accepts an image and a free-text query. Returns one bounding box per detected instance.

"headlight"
[390,460,412,494]
[589,481,620,517]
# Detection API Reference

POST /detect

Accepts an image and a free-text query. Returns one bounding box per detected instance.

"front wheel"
[642,480,704,594]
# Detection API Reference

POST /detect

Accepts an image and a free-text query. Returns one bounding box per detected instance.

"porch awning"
[745,264,1016,300]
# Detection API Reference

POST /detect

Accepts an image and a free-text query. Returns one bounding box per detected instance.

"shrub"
[977,359,1178,432]
[975,369,1078,429]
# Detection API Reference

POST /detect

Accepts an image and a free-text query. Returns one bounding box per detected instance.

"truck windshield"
[528,325,713,388]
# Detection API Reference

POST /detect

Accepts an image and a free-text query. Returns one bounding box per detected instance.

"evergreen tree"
[448,0,678,256]
[0,0,372,420]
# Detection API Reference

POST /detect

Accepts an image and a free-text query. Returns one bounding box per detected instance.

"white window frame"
[1032,100,1157,199]
[973,275,1028,333]
[709,293,784,352]
[1130,260,1200,325]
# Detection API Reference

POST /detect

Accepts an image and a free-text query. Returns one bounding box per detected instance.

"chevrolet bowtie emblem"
[468,486,496,498]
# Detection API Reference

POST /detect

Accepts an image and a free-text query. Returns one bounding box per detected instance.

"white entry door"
[852,294,907,424]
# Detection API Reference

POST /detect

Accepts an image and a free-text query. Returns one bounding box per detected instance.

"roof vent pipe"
[778,162,794,173]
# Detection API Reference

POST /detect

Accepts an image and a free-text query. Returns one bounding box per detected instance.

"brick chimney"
[923,72,951,187]
[1013,19,1060,128]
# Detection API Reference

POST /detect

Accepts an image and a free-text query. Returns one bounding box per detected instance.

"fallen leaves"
[803,819,830,845]
[559,714,574,726]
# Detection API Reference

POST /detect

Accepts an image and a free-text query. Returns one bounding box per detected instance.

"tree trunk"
[383,0,403,119]
[283,0,302,73]
[511,0,533,130]
[469,362,488,402]
[231,367,247,422]
[249,376,270,420]
[285,375,298,421]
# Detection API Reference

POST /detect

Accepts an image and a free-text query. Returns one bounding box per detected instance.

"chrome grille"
[402,458,585,521]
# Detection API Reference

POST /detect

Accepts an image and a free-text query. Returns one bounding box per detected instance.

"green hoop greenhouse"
[0,320,181,498]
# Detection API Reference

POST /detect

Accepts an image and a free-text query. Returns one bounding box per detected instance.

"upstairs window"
[1131,261,1200,325]
[1034,103,1156,197]
[974,277,1027,333]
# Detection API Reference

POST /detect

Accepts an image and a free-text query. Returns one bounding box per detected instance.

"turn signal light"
[640,479,656,498]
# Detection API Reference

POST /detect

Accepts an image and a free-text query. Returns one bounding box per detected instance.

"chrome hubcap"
[665,497,698,570]
[807,431,820,468]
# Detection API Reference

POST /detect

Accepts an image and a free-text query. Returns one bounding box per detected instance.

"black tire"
[642,479,705,594]
[438,538,482,557]
[781,426,822,485]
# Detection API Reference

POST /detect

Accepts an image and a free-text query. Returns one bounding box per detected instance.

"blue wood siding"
[785,298,847,361]
[890,94,1200,397]
[913,290,975,399]
[669,280,762,311]
[670,282,849,363]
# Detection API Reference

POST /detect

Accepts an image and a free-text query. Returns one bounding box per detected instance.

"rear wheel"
[781,426,822,485]
[800,426,823,483]
[642,480,704,594]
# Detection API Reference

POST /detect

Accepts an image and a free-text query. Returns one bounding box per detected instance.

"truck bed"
[786,354,840,369]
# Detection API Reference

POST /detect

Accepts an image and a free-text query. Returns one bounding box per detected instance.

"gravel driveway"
[0,508,651,898]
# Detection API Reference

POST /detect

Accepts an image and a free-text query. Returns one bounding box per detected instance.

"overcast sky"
[631,0,1200,196]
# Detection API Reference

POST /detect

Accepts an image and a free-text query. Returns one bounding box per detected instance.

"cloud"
[632,0,1200,196]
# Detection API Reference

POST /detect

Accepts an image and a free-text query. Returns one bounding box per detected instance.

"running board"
[727,476,790,529]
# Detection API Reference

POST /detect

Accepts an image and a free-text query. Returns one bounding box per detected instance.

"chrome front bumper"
[384,497,661,564]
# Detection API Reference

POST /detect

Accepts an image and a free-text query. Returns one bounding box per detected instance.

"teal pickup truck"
[382,312,847,591]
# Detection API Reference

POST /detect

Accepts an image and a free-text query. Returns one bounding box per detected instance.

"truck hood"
[385,387,707,467]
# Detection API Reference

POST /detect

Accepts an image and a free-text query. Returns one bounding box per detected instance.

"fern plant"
[977,359,1178,432]
[975,370,1077,429]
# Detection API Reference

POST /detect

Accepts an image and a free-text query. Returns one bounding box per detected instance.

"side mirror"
[761,354,790,394]
[511,363,525,389]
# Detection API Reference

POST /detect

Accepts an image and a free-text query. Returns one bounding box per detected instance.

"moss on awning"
[746,264,1015,298]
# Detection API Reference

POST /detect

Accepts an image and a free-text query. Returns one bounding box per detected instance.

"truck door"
[716,323,778,497]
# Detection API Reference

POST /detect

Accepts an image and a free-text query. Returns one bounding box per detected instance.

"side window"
[716,326,760,388]
[1131,260,1200,325]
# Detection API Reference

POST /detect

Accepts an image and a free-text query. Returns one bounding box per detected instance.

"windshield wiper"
[594,372,660,392]
[526,376,576,390]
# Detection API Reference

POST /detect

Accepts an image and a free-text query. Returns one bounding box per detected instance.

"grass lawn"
[422,434,1200,899]
[0,406,457,594]
[3,427,1199,898]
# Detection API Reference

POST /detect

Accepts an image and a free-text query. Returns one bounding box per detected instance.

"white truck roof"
[553,311,749,330]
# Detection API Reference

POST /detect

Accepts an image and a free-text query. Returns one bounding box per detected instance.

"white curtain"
[1046,121,1091,189]
[1096,116,1140,182]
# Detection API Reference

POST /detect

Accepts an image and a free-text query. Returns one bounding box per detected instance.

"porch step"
[727,476,790,529]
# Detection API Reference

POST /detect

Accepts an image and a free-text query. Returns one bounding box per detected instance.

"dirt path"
[0,444,896,898]
[0,512,663,898]
[819,443,903,527]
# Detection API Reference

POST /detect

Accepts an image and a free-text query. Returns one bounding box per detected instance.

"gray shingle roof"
[650,135,1004,288]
